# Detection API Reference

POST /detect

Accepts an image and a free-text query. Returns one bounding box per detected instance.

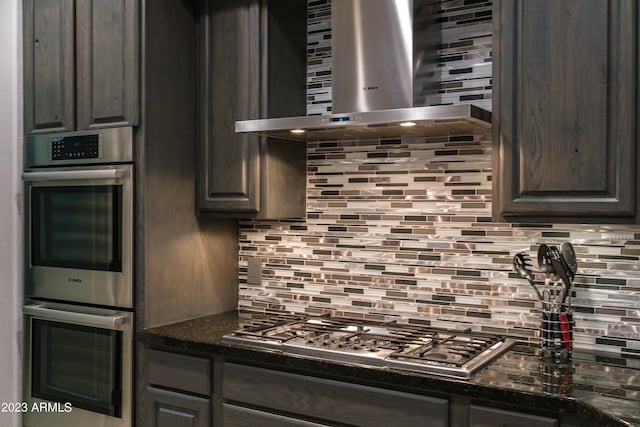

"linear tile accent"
[307,0,332,115]
[236,0,640,356]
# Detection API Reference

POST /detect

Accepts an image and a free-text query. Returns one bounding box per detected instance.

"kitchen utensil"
[549,245,572,289]
[541,278,552,306]
[513,253,543,300]
[557,284,567,310]
[559,313,572,349]
[558,243,577,307]
[540,245,572,311]
[537,244,554,275]
[561,242,577,280]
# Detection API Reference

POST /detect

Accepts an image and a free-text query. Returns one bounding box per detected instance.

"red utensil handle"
[559,313,572,348]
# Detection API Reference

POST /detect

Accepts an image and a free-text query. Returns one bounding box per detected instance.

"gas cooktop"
[223,314,515,378]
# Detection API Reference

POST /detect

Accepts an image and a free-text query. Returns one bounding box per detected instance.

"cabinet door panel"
[146,387,211,427]
[24,0,75,134]
[197,0,306,218]
[493,0,637,222]
[199,0,260,213]
[76,0,139,129]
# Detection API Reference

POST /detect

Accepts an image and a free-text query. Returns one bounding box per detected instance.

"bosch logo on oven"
[67,278,82,284]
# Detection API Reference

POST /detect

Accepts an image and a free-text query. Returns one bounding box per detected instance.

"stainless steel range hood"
[236,104,491,142]
[235,0,491,142]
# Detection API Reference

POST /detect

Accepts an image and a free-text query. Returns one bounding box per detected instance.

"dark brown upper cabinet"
[197,0,307,219]
[492,0,638,223]
[24,0,139,135]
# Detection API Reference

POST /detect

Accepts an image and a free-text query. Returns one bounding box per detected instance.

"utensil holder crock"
[540,299,574,362]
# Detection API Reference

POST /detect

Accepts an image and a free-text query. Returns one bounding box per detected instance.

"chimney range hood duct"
[235,0,491,142]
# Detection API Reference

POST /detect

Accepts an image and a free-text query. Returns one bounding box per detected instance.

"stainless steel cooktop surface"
[223,314,515,378]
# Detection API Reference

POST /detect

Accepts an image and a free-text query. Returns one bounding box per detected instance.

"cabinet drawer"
[223,363,448,427]
[470,405,558,427]
[147,349,211,395]
[223,404,330,427]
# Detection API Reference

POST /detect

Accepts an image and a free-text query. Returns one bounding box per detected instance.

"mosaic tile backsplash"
[238,0,640,357]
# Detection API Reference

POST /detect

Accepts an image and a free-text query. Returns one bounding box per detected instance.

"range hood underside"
[235,104,492,142]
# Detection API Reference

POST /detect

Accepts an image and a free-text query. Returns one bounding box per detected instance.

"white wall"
[0,0,22,426]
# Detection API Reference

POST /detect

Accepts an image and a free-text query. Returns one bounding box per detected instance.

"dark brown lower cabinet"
[146,387,211,427]
[144,350,213,427]
[223,404,330,427]
[222,363,449,427]
[469,405,558,427]
[141,348,584,427]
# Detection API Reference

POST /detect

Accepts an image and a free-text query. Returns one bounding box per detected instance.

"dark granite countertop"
[139,311,640,427]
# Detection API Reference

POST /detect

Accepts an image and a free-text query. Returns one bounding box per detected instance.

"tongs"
[512,253,543,301]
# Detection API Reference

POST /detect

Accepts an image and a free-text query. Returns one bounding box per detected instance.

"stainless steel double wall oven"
[23,127,134,427]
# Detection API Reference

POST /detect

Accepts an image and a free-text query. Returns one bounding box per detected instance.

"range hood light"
[290,129,306,134]
[400,121,416,127]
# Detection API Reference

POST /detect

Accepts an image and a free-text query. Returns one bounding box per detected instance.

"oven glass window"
[31,185,122,271]
[32,319,122,417]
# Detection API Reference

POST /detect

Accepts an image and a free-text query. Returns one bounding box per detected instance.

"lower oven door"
[23,302,132,427]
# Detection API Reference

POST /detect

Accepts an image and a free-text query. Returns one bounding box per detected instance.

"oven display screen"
[50,135,100,161]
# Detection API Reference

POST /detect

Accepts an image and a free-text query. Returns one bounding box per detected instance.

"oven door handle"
[23,305,130,330]
[22,169,126,182]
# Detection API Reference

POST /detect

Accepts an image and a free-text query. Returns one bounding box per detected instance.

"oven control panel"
[25,127,133,167]
[50,134,101,161]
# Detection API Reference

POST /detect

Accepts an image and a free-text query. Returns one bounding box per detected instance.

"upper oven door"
[24,164,133,308]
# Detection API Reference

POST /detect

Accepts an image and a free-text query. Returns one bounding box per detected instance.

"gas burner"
[224,315,515,378]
